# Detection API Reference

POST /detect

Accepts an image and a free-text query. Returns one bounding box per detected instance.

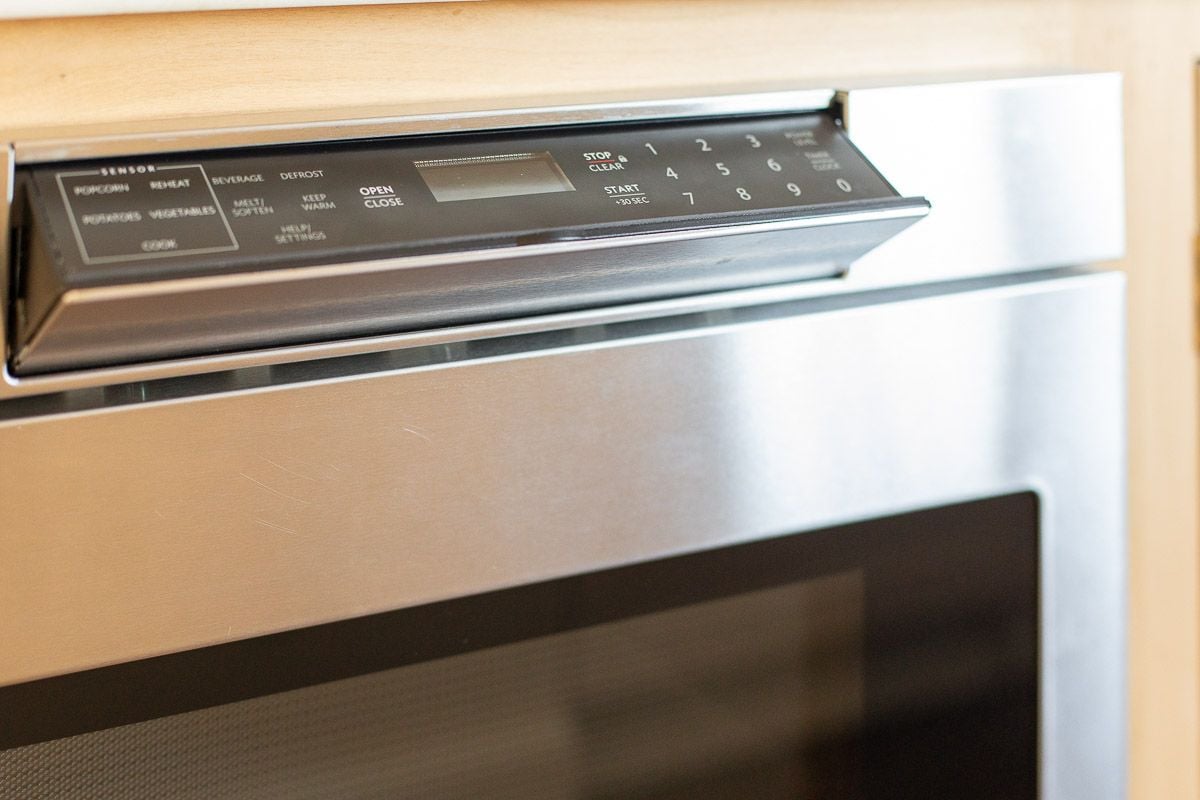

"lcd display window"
[415,151,576,203]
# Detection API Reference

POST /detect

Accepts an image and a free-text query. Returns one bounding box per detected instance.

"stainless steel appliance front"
[0,73,1125,799]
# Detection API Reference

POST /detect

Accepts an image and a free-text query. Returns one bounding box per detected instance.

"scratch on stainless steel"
[841,72,1125,282]
[0,268,1125,800]
[11,88,837,164]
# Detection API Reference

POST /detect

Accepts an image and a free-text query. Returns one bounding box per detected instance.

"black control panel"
[21,112,900,287]
[11,109,928,376]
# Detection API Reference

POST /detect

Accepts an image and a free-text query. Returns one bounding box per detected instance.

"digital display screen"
[414,151,575,203]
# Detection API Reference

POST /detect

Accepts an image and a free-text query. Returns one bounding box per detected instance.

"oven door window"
[0,493,1037,800]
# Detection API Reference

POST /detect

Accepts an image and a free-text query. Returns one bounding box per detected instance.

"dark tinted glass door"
[0,493,1037,799]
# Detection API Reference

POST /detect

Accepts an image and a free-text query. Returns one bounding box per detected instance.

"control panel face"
[21,112,900,287]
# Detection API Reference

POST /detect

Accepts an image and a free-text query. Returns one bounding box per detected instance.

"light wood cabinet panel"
[1064,8,1200,799]
[0,2,1194,797]
[0,1,1074,131]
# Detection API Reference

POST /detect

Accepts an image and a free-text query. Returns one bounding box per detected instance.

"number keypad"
[620,113,890,219]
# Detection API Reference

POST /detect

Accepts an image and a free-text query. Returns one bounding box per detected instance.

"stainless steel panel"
[0,72,1123,397]
[842,72,1125,282]
[0,267,1125,798]
[0,280,907,399]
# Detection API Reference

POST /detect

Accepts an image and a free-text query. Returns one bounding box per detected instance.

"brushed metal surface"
[842,72,1125,282]
[0,73,1122,397]
[0,72,1128,796]
[0,279,907,400]
[0,268,1125,798]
